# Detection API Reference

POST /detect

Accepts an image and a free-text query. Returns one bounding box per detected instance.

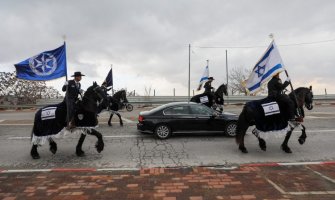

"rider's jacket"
[204,81,213,93]
[62,80,81,100]
[267,76,290,98]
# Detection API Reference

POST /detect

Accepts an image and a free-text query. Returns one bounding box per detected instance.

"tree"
[228,67,250,95]
[0,71,62,104]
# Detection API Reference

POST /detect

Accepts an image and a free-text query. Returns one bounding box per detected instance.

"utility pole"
[188,44,191,103]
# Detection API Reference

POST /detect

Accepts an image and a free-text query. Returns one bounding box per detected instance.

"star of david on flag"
[14,43,67,81]
[245,40,285,94]
[197,65,209,91]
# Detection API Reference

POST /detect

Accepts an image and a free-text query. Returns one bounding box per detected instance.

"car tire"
[224,121,237,137]
[126,104,133,112]
[154,124,171,139]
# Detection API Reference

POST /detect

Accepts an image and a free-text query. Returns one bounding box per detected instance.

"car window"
[190,105,214,115]
[164,106,190,115]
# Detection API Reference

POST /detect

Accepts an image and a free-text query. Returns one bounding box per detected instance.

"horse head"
[215,83,228,97]
[305,86,313,110]
[290,86,314,111]
[113,89,127,102]
[83,82,108,112]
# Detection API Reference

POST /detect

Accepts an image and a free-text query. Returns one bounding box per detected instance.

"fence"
[0,94,334,109]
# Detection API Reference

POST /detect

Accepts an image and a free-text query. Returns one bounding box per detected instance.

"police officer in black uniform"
[267,72,302,122]
[204,77,214,94]
[62,71,85,129]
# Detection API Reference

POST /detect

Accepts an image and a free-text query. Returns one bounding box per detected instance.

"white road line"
[121,117,135,123]
[306,166,335,184]
[7,135,149,140]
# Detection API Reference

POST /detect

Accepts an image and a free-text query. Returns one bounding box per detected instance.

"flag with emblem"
[196,65,209,91]
[14,43,67,81]
[245,40,285,94]
[104,67,113,87]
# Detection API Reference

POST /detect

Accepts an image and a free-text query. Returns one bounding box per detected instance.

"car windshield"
[190,104,214,115]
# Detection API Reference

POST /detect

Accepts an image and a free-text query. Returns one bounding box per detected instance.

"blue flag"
[105,68,113,87]
[14,43,67,81]
[245,41,285,94]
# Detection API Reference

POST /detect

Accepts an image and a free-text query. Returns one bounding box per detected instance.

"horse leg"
[108,112,114,127]
[252,129,266,151]
[30,144,40,159]
[76,133,86,157]
[49,138,57,154]
[87,129,104,153]
[298,124,307,145]
[116,112,123,126]
[281,126,294,153]
[236,107,251,153]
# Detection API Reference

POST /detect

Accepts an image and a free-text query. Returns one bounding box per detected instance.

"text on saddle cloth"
[41,107,57,120]
[261,102,280,116]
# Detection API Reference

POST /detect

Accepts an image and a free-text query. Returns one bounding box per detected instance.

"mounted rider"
[204,77,214,93]
[267,72,302,122]
[62,71,85,129]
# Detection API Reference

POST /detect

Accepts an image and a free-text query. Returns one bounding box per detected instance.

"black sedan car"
[137,102,238,139]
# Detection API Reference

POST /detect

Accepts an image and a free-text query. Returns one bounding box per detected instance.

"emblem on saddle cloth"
[200,96,209,103]
[41,107,57,120]
[78,114,84,120]
[261,102,280,116]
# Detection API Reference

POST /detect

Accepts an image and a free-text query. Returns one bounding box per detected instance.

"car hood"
[221,112,238,120]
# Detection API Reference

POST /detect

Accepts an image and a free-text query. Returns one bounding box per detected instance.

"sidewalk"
[1,164,335,200]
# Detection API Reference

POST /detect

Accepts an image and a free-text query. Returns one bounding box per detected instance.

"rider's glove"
[285,77,290,82]
[64,81,68,86]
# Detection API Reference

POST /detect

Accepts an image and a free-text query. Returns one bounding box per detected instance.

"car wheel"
[154,124,171,139]
[224,121,237,137]
[126,104,133,112]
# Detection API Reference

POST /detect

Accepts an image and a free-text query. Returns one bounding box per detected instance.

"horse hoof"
[298,138,305,145]
[76,149,85,157]
[120,123,123,127]
[108,122,112,127]
[49,142,57,154]
[259,139,266,151]
[239,146,248,153]
[281,145,292,153]
[95,141,104,153]
[31,154,40,159]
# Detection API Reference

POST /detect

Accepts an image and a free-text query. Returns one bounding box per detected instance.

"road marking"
[7,135,150,140]
[0,120,4,123]
[121,117,135,123]
[306,166,335,184]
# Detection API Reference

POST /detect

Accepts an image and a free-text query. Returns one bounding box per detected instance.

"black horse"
[103,90,129,126]
[236,86,313,154]
[190,83,228,112]
[30,82,108,159]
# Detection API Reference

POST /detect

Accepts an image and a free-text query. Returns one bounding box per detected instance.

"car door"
[163,105,194,132]
[189,104,214,131]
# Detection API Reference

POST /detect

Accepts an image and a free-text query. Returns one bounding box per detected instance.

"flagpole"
[63,35,70,126]
[270,34,301,116]
[188,44,191,103]
[110,64,114,95]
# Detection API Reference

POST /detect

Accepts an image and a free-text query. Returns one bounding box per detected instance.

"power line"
[194,38,335,49]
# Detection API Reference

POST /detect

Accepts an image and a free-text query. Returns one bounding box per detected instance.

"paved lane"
[0,105,334,169]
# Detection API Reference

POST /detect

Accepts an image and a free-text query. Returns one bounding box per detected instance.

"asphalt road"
[0,105,334,169]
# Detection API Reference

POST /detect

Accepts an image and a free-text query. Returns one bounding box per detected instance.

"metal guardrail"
[1,95,334,109]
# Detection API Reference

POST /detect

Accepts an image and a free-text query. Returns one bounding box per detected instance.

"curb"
[1,161,334,174]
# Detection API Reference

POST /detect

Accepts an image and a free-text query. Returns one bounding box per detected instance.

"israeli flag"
[197,65,209,91]
[245,41,285,94]
[14,43,67,81]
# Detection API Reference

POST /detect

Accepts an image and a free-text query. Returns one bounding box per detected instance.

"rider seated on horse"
[62,71,85,129]
[204,77,215,99]
[267,72,302,123]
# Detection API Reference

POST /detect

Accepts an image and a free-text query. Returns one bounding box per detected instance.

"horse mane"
[113,90,126,101]
[214,83,227,97]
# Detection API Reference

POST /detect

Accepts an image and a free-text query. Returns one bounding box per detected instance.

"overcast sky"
[1,0,334,95]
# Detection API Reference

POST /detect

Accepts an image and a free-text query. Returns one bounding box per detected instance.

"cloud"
[1,0,335,95]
